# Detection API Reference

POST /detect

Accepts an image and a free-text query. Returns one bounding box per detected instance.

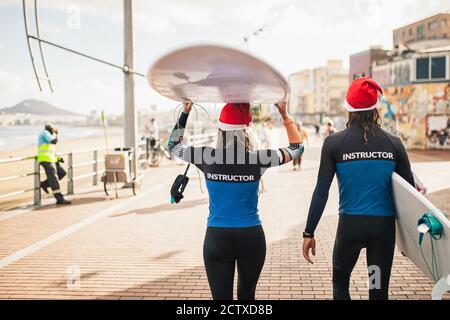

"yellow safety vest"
[38,143,57,163]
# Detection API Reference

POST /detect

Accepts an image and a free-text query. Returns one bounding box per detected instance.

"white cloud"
[75,80,110,93]
[39,22,65,35]
[134,14,177,35]
[0,70,24,96]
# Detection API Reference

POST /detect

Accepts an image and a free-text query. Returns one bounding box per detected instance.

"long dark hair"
[346,109,382,144]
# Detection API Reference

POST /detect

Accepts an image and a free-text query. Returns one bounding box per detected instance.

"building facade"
[288,70,314,115]
[372,47,450,149]
[348,13,450,150]
[289,60,349,117]
[349,46,389,81]
[393,13,450,49]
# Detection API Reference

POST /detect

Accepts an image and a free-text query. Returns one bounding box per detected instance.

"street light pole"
[123,0,137,178]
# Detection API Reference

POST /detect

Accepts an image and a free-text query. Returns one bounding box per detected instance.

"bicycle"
[142,138,172,168]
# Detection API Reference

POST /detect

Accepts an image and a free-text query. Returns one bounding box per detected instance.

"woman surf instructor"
[168,100,304,300]
[302,77,415,300]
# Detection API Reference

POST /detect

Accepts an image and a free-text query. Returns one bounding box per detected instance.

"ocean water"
[0,125,107,152]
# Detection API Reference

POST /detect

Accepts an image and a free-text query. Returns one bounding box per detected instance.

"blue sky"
[0,0,449,115]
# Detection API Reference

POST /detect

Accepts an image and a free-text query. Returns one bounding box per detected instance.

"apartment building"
[393,13,450,49]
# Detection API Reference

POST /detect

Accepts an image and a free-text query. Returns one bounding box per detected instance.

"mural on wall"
[427,114,450,149]
[378,82,450,149]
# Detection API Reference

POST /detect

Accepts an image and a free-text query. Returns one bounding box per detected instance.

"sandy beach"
[0,128,124,210]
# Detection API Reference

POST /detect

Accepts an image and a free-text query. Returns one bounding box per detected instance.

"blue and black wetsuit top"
[305,122,415,234]
[169,111,304,228]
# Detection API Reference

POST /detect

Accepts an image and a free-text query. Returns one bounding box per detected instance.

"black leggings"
[333,214,396,300]
[203,225,266,300]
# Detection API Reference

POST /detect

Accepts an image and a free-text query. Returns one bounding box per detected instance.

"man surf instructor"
[302,78,415,300]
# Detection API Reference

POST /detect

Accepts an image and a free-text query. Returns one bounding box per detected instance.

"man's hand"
[275,101,289,119]
[302,237,316,264]
[183,99,193,113]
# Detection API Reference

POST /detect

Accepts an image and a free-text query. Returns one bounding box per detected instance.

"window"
[431,56,446,79]
[417,25,425,40]
[428,20,438,30]
[416,57,429,80]
[416,56,447,81]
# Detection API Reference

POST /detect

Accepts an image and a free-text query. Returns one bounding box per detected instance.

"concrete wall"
[373,58,414,87]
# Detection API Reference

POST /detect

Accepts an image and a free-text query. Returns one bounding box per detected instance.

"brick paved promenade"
[0,137,448,300]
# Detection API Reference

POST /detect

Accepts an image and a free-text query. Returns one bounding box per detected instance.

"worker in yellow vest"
[38,124,71,205]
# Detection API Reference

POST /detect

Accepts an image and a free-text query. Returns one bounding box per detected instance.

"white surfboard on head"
[392,172,450,298]
[147,44,288,103]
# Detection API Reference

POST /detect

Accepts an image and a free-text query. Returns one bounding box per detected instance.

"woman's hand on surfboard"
[302,237,316,264]
[275,101,289,119]
[182,99,193,113]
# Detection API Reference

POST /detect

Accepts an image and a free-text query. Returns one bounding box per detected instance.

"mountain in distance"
[0,99,82,116]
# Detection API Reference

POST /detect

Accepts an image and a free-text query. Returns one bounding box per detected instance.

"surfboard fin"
[417,212,443,245]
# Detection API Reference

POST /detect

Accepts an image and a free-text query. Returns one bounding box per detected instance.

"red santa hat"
[217,103,252,131]
[345,77,383,112]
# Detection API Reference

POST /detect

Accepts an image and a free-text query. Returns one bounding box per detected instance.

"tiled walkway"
[0,145,448,300]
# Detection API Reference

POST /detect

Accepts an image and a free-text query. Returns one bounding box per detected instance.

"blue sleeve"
[43,131,53,143]
[304,174,333,235]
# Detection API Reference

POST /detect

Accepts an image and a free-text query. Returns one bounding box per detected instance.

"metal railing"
[0,133,216,208]
[0,156,40,205]
[0,143,146,207]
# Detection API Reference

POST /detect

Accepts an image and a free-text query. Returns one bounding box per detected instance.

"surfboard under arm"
[392,172,450,299]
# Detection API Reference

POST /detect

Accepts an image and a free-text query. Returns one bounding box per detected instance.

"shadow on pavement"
[34,197,109,210]
[110,198,208,218]
[52,271,100,287]
[155,250,182,261]
[98,216,434,300]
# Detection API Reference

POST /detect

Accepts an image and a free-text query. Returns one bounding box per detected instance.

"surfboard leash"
[418,211,444,282]
[173,102,212,133]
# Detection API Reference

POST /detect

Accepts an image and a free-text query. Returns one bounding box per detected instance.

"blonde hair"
[216,129,255,151]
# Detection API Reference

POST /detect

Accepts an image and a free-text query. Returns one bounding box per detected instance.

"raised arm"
[267,101,305,166]
[43,130,58,144]
[255,102,305,168]
[167,100,193,162]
